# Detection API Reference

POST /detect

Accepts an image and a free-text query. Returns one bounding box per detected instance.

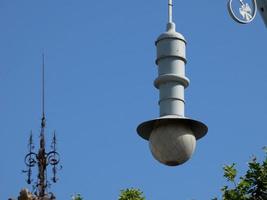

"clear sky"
[0,0,266,200]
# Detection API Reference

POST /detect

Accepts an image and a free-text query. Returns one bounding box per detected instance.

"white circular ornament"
[228,0,257,24]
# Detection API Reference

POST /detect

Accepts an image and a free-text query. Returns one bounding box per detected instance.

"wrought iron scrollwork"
[47,151,60,166]
[23,130,61,197]
[24,152,37,167]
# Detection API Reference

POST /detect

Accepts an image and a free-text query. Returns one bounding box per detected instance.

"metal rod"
[42,53,45,120]
[39,53,47,196]
[41,53,46,129]
[168,0,173,23]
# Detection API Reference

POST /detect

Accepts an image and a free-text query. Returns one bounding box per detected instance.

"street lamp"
[228,0,267,26]
[136,0,208,166]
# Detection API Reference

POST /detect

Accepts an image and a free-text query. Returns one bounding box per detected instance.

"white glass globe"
[149,123,196,166]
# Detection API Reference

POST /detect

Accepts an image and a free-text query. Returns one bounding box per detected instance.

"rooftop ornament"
[22,54,61,199]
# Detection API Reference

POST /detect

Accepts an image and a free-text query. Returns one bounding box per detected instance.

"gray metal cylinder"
[154,22,189,117]
[136,2,208,167]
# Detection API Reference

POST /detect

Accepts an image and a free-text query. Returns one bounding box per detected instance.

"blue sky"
[0,0,266,199]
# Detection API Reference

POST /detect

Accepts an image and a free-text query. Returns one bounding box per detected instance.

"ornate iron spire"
[23,54,61,199]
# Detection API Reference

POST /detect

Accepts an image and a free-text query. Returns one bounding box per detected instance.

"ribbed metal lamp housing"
[137,22,208,166]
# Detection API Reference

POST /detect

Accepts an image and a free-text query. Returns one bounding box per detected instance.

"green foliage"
[72,194,83,200]
[70,148,267,200]
[223,163,237,182]
[118,188,146,200]
[214,148,267,200]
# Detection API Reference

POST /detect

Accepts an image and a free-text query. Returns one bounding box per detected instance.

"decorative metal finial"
[23,54,61,198]
[228,0,257,24]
